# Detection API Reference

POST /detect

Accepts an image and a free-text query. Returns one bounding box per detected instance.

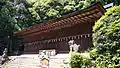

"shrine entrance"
[15,2,105,54]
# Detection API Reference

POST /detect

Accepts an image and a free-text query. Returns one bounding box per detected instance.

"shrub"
[91,5,120,68]
[70,53,92,68]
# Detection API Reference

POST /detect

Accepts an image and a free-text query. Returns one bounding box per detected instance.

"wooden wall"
[23,22,94,54]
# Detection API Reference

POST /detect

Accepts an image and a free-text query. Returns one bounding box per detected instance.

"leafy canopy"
[91,5,120,68]
[27,0,97,23]
[0,0,23,54]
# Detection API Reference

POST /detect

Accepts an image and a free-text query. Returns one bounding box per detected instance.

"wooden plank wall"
[23,22,94,54]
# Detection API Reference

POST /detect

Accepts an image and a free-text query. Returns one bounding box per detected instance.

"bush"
[70,53,92,68]
[91,5,120,68]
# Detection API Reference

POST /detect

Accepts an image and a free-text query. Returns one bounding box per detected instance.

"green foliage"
[0,0,98,30]
[27,0,97,23]
[100,0,113,5]
[0,0,23,55]
[0,0,15,46]
[7,0,37,30]
[70,53,92,68]
[91,5,120,68]
[100,0,120,6]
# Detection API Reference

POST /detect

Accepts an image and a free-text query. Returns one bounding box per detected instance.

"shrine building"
[15,2,105,54]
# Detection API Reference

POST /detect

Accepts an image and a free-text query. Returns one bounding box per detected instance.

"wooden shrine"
[15,2,105,54]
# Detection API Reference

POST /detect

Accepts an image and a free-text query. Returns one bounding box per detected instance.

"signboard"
[39,49,56,56]
[39,49,56,68]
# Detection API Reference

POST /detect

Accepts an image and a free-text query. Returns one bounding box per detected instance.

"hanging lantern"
[58,39,60,41]
[54,39,56,42]
[81,35,83,38]
[55,39,57,42]
[88,34,90,37]
[63,37,65,41]
[58,39,60,42]
[85,34,87,38]
[61,38,63,41]
[71,36,74,40]
[68,36,71,39]
[59,38,61,41]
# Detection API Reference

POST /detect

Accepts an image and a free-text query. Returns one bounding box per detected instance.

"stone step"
[4,54,70,68]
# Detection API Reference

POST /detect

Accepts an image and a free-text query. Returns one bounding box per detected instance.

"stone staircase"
[47,54,70,68]
[3,55,40,68]
[2,54,69,68]
[49,58,64,68]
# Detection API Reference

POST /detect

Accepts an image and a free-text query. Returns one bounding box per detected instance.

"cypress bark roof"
[15,2,105,37]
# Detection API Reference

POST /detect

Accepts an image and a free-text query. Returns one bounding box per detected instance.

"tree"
[0,0,23,55]
[0,0,98,30]
[90,5,120,67]
[7,0,37,31]
[27,0,97,24]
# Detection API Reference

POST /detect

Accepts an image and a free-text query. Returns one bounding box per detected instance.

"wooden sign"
[39,49,56,56]
[39,49,56,68]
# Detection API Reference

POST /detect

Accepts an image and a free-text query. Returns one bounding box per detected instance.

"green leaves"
[70,53,92,68]
[27,0,97,23]
[1,0,97,30]
[0,0,24,55]
[91,5,120,67]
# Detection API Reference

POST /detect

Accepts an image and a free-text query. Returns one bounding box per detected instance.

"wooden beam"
[81,18,86,22]
[77,18,85,23]
[84,17,92,22]
[97,12,103,16]
[93,14,99,18]
[77,14,82,18]
[67,18,73,22]
[85,12,90,15]
[60,20,65,25]
[88,15,97,21]
[81,13,86,17]
[90,9,97,14]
